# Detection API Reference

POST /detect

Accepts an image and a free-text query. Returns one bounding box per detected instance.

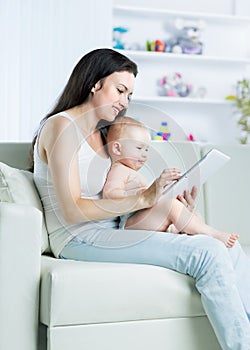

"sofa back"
[0,142,31,170]
[202,144,250,247]
[1,141,249,251]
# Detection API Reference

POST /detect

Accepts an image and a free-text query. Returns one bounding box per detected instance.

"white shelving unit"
[114,5,250,24]
[133,96,232,105]
[116,49,250,65]
[113,4,250,144]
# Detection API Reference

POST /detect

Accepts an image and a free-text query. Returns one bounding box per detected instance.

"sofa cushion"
[40,256,204,327]
[0,162,50,253]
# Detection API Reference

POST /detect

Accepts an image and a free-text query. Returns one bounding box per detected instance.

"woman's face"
[91,71,135,122]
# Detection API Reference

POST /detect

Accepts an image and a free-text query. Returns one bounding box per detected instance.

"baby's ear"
[112,141,122,155]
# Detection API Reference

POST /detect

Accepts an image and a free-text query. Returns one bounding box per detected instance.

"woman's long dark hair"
[29,48,138,171]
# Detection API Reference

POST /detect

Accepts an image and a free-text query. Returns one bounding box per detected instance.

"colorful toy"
[158,72,193,98]
[154,39,165,52]
[112,26,128,50]
[188,133,195,141]
[168,18,206,55]
[153,122,171,141]
[113,26,142,51]
[146,39,169,52]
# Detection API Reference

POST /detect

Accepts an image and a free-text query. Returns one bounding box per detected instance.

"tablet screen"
[160,148,230,200]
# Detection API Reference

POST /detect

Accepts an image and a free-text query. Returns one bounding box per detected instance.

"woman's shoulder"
[43,111,79,136]
[44,112,74,128]
[38,113,80,159]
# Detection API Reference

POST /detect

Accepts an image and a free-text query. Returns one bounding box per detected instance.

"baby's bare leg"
[125,198,239,247]
[125,198,174,232]
[168,199,239,247]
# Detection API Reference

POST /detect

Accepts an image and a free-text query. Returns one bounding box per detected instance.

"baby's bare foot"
[215,232,239,248]
[226,233,239,248]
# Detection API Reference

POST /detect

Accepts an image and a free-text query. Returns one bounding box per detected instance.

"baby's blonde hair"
[107,116,147,143]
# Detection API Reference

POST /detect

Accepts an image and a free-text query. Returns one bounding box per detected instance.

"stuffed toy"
[169,18,206,55]
[158,72,193,97]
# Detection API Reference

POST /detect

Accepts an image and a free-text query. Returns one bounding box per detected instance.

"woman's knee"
[197,235,230,262]
[186,236,231,277]
[200,235,227,255]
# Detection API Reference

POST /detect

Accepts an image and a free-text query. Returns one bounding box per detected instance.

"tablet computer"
[160,148,230,200]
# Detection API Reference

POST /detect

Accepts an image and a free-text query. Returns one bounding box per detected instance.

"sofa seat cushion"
[40,256,205,327]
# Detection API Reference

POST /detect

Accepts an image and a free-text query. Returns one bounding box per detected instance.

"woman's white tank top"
[33,112,116,257]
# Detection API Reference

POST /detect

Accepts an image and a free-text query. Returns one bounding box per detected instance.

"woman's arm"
[40,118,170,224]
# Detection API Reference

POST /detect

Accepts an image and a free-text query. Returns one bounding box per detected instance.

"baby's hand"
[159,168,182,189]
[153,168,182,200]
[141,168,181,208]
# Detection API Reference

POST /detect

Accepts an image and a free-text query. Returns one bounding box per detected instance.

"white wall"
[235,0,250,15]
[1,0,250,142]
[1,0,112,141]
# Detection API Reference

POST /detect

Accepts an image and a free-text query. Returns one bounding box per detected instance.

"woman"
[32,48,250,349]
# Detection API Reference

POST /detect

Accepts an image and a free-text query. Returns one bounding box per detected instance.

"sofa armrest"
[0,203,42,350]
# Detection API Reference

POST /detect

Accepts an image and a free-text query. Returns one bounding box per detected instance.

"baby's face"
[119,127,151,171]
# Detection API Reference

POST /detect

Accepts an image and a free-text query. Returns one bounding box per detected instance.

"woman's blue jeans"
[60,230,250,350]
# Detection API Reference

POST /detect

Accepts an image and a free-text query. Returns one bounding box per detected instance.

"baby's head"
[107,116,151,171]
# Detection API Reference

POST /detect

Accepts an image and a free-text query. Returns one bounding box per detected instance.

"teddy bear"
[168,18,206,55]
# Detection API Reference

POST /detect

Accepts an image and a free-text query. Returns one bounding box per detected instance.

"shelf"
[113,4,247,144]
[132,96,232,105]
[114,5,250,24]
[117,49,250,65]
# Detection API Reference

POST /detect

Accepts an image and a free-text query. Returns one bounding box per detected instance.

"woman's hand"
[141,168,182,208]
[176,186,197,212]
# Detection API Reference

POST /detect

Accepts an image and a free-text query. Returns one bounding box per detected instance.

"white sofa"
[0,141,250,350]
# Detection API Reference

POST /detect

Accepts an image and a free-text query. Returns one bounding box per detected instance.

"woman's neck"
[66,103,99,137]
[65,103,109,158]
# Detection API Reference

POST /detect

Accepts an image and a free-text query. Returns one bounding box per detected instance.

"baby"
[103,116,239,248]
